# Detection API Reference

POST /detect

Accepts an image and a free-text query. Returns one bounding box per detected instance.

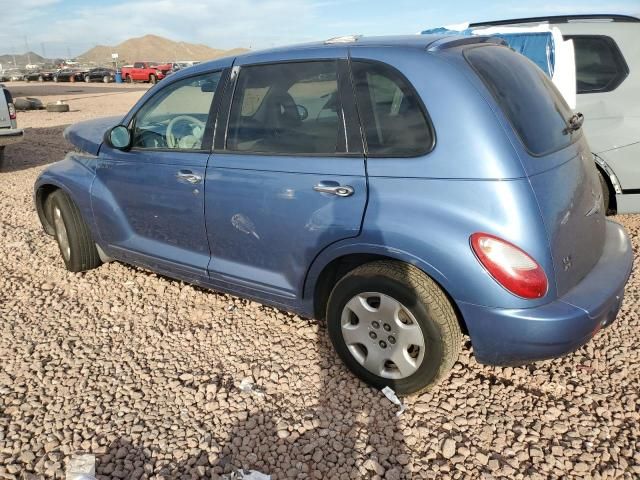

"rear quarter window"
[465,45,576,156]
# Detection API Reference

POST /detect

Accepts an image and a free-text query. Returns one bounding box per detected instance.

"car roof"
[178,34,499,79]
[470,13,640,27]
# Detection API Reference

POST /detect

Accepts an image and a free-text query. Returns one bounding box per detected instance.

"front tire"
[326,261,462,395]
[149,74,157,84]
[46,190,102,272]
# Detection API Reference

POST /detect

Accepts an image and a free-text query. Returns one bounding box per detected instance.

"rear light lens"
[470,233,547,299]
[3,89,15,120]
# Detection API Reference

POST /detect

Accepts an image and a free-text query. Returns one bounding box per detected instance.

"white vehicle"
[0,84,23,168]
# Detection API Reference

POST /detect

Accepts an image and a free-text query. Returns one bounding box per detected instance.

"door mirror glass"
[108,125,132,149]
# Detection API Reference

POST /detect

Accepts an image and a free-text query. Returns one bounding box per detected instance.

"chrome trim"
[313,184,354,197]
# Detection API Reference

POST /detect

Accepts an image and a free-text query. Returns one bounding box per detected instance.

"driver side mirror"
[105,125,132,150]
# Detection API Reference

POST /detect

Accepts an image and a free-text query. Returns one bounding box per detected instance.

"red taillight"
[470,233,547,299]
[8,103,16,120]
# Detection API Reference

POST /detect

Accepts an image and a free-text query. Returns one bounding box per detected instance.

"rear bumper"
[0,128,24,146]
[460,220,633,366]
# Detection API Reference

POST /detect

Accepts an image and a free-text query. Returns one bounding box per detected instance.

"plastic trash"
[238,377,264,397]
[223,469,271,480]
[66,453,96,480]
[381,386,407,416]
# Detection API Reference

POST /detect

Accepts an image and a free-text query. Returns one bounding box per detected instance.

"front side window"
[131,71,222,150]
[564,35,629,94]
[226,61,344,155]
[351,60,433,157]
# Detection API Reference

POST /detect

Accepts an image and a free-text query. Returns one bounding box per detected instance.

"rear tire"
[103,75,110,83]
[598,170,611,215]
[84,75,90,83]
[126,75,132,83]
[38,75,44,82]
[46,190,102,272]
[149,74,157,84]
[326,261,462,395]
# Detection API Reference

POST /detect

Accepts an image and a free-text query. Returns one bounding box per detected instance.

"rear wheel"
[84,75,90,83]
[46,190,102,272]
[149,74,157,84]
[326,261,462,395]
[598,170,611,215]
[38,75,44,82]
[126,75,132,83]
[103,75,110,83]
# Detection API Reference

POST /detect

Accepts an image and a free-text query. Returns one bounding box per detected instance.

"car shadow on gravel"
[0,125,72,173]
[91,333,412,479]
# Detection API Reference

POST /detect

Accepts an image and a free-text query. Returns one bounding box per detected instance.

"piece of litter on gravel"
[381,386,407,416]
[223,469,271,480]
[66,453,95,480]
[238,377,264,397]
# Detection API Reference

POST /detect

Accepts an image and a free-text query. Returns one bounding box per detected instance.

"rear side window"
[226,61,344,155]
[351,61,433,157]
[564,35,629,94]
[466,46,575,156]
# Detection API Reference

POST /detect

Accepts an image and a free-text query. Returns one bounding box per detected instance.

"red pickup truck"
[120,62,171,84]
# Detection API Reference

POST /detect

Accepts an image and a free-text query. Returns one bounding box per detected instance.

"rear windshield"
[465,45,576,156]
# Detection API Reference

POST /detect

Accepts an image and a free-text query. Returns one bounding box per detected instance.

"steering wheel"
[166,115,206,149]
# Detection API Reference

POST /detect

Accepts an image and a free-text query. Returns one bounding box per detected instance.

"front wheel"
[46,190,102,272]
[84,75,90,83]
[149,74,157,84]
[327,261,462,395]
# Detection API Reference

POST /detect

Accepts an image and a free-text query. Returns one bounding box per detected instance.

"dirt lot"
[0,85,639,479]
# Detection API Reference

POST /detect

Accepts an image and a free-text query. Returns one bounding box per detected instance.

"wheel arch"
[34,183,62,235]
[304,246,468,334]
[594,153,621,214]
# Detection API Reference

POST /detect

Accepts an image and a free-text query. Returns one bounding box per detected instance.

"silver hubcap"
[53,206,71,261]
[341,292,426,379]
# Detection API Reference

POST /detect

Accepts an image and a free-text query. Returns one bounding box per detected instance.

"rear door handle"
[313,183,354,197]
[176,170,203,184]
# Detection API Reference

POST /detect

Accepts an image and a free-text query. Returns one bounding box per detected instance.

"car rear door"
[204,50,367,302]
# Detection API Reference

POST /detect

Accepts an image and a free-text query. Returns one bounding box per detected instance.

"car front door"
[93,70,225,278]
[204,53,367,303]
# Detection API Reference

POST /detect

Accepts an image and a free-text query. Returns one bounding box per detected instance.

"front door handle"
[313,183,354,197]
[176,170,203,184]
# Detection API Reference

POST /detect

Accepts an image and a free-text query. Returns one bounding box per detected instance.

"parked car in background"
[8,70,25,81]
[120,62,171,84]
[84,67,116,83]
[53,69,86,82]
[470,14,640,214]
[0,84,23,168]
[25,71,55,82]
[34,35,632,394]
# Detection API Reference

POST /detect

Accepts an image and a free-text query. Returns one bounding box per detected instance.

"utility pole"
[24,36,31,65]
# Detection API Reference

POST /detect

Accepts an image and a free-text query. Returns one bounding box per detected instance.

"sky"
[0,0,638,58]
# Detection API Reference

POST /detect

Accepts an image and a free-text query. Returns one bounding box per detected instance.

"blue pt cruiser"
[34,35,633,394]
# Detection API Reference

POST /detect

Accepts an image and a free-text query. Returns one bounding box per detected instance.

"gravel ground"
[1,90,639,479]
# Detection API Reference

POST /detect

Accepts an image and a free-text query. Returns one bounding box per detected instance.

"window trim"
[220,58,362,157]
[348,57,437,158]
[127,69,227,153]
[464,44,582,158]
[563,34,630,94]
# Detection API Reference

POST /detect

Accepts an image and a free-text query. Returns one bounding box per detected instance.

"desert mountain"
[0,51,47,67]
[77,34,248,65]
